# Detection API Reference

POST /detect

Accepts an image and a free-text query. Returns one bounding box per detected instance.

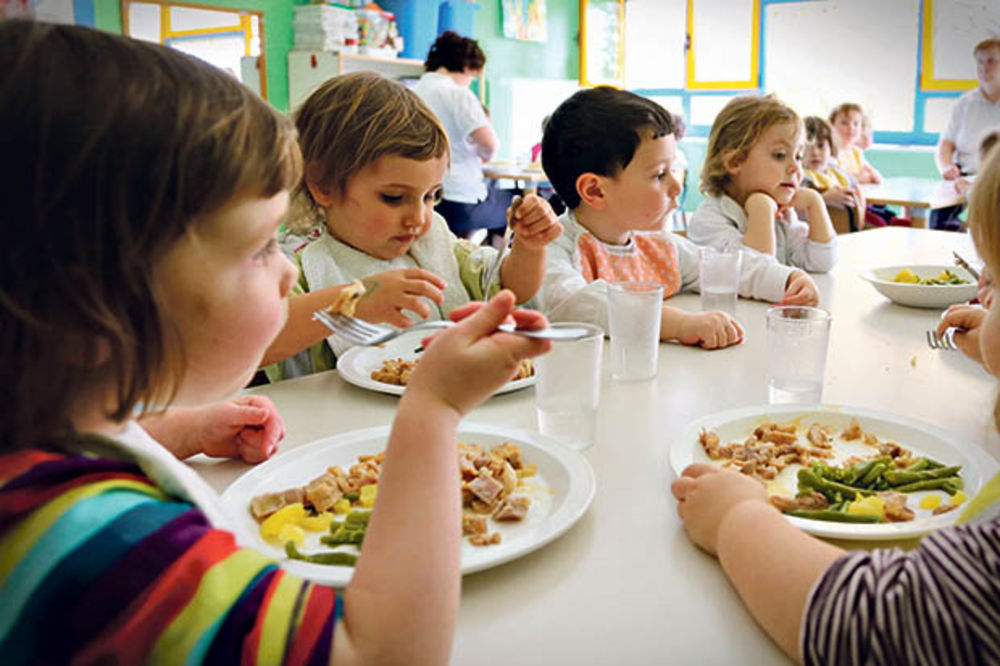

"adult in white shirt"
[938,37,1000,178]
[413,31,509,240]
[933,37,1000,229]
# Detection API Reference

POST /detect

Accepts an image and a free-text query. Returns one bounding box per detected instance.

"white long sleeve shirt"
[687,194,837,302]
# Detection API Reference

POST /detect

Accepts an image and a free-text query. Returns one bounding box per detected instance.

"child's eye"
[656,170,667,180]
[380,193,404,205]
[424,189,443,204]
[774,152,786,160]
[254,237,279,261]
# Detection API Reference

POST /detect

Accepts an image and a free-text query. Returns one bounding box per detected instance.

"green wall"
[93,0,301,111]
[474,0,579,107]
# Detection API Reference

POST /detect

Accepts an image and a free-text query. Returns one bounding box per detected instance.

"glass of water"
[535,323,604,450]
[766,306,831,404]
[607,281,663,381]
[699,248,742,316]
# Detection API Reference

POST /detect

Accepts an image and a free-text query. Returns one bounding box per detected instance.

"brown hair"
[804,116,838,158]
[290,71,449,231]
[966,147,1000,429]
[974,37,1000,57]
[700,94,800,198]
[981,129,1000,162]
[829,102,863,125]
[0,21,300,449]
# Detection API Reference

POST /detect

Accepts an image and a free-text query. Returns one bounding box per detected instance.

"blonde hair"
[700,94,800,198]
[967,147,1000,429]
[289,71,449,231]
[829,102,863,125]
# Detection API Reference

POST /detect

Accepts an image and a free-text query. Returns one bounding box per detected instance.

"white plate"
[221,423,595,586]
[861,264,977,309]
[337,332,535,396]
[669,404,998,540]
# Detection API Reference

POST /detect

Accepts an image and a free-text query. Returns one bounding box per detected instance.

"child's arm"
[671,464,844,662]
[140,395,284,463]
[660,305,744,349]
[500,194,563,302]
[742,193,779,256]
[261,269,447,365]
[791,188,835,244]
[333,291,551,666]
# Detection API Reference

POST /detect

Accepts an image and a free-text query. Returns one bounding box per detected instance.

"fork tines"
[926,328,958,351]
[313,309,383,345]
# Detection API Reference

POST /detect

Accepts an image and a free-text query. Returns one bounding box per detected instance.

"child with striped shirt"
[0,21,550,666]
[671,144,1000,665]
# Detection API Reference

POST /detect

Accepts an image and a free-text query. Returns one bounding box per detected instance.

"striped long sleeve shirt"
[0,445,342,665]
[802,472,1000,665]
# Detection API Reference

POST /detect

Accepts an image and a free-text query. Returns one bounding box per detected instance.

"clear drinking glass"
[535,323,604,450]
[766,306,832,404]
[607,281,663,381]
[699,247,742,316]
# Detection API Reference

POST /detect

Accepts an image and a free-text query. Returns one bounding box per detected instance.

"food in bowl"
[891,268,968,285]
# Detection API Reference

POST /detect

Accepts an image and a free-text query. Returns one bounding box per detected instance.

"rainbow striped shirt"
[0,447,341,665]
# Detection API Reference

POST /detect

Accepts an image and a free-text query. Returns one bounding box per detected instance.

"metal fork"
[480,195,523,298]
[313,309,593,347]
[926,328,958,351]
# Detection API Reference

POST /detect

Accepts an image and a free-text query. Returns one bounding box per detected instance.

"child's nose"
[665,171,682,197]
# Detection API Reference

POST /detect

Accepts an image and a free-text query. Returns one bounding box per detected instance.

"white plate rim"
[669,403,998,540]
[337,339,535,397]
[221,422,596,585]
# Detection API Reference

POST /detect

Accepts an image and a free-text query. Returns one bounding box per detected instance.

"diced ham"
[468,472,504,505]
[493,496,530,521]
[250,486,305,519]
[305,474,342,513]
[469,532,502,547]
[462,513,488,535]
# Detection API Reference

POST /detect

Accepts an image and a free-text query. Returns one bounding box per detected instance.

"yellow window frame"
[685,0,760,90]
[919,0,976,92]
[579,0,626,88]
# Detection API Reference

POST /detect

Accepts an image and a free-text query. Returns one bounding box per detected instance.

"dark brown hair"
[829,102,863,125]
[804,116,838,158]
[0,21,300,449]
[290,71,449,231]
[424,30,485,72]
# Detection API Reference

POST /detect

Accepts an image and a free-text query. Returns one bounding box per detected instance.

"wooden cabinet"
[287,51,425,110]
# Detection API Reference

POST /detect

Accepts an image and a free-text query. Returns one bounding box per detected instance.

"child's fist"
[671,463,770,555]
[744,191,779,220]
[781,270,820,306]
[675,310,744,349]
[510,193,562,251]
[353,268,447,328]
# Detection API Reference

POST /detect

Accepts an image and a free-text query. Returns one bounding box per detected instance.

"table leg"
[906,206,929,229]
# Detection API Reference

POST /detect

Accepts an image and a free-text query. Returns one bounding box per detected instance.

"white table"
[193,227,999,666]
[483,162,550,194]
[861,177,966,228]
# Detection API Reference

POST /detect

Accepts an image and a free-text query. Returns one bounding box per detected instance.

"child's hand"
[675,311,744,349]
[978,265,995,309]
[353,268,447,328]
[820,186,856,210]
[510,193,562,251]
[406,290,551,415]
[937,304,986,363]
[146,396,286,463]
[781,270,820,306]
[671,463,770,555]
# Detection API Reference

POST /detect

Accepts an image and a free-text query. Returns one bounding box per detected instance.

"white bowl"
[861,264,977,308]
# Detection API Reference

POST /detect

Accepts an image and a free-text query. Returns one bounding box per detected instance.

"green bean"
[785,509,882,523]
[883,465,962,486]
[321,531,365,546]
[285,541,358,566]
[343,492,360,501]
[860,461,890,487]
[798,469,874,500]
[345,510,372,526]
[892,476,964,494]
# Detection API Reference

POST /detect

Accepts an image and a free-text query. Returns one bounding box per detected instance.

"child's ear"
[304,163,336,208]
[722,150,744,176]
[576,172,606,210]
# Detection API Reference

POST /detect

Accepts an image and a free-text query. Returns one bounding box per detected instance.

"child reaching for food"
[263,72,561,380]
[672,144,1000,665]
[0,21,552,666]
[687,95,836,307]
[535,86,744,349]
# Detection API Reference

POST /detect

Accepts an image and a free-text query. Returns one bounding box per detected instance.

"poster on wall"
[502,0,548,42]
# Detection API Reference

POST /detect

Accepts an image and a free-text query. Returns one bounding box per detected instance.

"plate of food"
[337,330,536,396]
[669,404,998,540]
[221,423,596,586]
[861,264,977,308]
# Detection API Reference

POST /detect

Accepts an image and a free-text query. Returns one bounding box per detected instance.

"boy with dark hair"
[536,87,745,348]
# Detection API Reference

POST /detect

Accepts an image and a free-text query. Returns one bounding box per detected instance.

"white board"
[931,0,1000,81]
[691,0,756,84]
[764,0,919,132]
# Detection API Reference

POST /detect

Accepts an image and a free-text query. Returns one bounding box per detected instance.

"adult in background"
[413,30,511,242]
[933,37,1000,229]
